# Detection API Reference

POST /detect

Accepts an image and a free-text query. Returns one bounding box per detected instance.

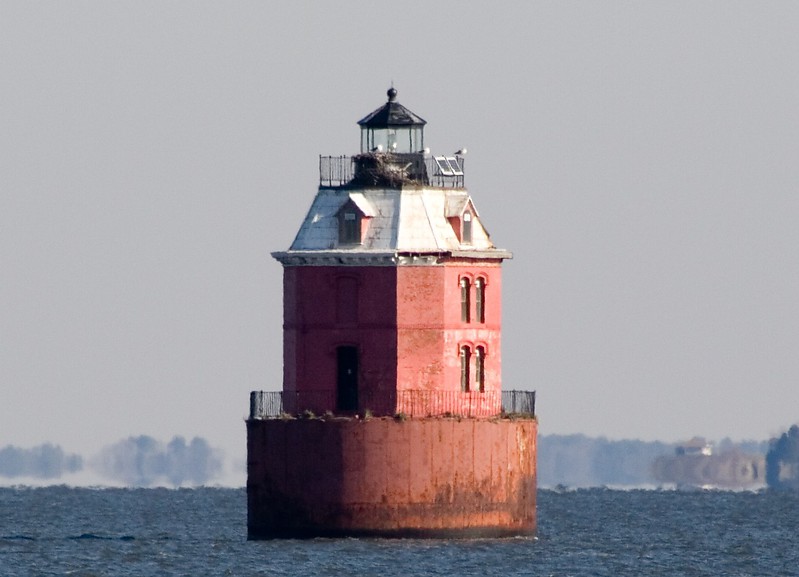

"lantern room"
[358,87,426,154]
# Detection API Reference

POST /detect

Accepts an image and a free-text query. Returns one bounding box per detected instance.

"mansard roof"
[273,186,511,263]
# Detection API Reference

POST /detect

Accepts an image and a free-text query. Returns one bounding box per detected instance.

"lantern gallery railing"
[319,154,465,189]
[248,389,535,420]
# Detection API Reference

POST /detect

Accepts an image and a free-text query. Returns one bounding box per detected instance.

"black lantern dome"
[357,88,426,154]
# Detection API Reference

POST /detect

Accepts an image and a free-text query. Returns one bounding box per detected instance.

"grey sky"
[2,2,798,484]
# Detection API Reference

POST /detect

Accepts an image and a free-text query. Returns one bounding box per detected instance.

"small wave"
[66,533,137,541]
[69,533,113,540]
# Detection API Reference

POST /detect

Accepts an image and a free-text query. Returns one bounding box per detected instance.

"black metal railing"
[319,155,353,187]
[248,389,535,420]
[319,154,465,189]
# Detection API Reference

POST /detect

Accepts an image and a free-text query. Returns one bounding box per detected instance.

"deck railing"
[319,154,465,189]
[248,389,535,420]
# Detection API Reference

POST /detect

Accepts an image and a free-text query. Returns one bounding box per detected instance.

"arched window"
[475,346,486,393]
[460,277,470,323]
[475,277,486,323]
[460,345,471,392]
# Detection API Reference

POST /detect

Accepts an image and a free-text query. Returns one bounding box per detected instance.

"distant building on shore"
[653,437,764,490]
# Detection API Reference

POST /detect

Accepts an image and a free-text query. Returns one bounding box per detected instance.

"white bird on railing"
[454,148,467,156]
[371,144,384,152]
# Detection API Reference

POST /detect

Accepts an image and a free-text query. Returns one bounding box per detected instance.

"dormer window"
[462,212,473,245]
[336,195,374,246]
[340,211,361,244]
[445,197,479,245]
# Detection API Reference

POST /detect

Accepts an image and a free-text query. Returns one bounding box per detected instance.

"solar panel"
[446,157,463,176]
[434,156,453,176]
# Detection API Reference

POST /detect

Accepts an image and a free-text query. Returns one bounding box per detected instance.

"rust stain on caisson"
[247,417,536,539]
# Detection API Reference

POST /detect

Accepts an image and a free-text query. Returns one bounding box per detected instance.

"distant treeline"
[538,434,673,487]
[4,430,793,489]
[0,435,222,486]
[766,425,799,490]
[0,444,82,479]
[93,435,222,486]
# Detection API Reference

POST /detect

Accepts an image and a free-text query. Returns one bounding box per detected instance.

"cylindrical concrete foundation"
[247,416,537,539]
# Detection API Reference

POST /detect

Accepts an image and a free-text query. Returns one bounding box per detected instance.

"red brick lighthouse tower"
[247,89,537,538]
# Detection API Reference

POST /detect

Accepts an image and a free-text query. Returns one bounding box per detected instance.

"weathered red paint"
[247,416,537,538]
[282,261,504,415]
[250,216,533,538]
[252,253,532,538]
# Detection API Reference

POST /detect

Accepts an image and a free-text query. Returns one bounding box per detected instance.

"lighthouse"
[247,88,537,538]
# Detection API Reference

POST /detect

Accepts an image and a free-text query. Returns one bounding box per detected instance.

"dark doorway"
[337,346,359,411]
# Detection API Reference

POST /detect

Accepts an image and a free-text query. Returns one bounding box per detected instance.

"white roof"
[284,186,509,258]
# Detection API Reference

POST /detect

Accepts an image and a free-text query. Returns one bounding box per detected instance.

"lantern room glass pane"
[361,127,423,154]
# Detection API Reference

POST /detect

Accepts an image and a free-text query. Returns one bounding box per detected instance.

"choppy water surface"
[1,487,798,576]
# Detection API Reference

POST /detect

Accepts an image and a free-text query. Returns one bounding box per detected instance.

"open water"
[1,486,798,576]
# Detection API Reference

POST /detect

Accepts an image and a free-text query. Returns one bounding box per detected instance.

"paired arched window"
[475,346,486,392]
[460,277,470,323]
[460,345,471,392]
[475,277,485,324]
[459,275,487,324]
[460,344,487,393]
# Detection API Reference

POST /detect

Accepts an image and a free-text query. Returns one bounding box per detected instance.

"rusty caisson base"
[246,417,537,539]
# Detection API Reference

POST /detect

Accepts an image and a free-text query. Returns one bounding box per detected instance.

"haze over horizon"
[3,2,799,485]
